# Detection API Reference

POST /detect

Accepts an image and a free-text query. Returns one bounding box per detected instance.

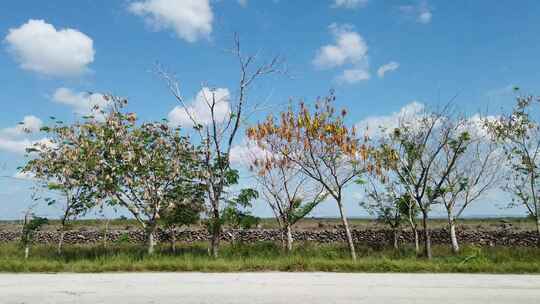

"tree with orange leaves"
[248,93,369,260]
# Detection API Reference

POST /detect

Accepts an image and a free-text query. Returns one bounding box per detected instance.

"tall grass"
[1,241,540,273]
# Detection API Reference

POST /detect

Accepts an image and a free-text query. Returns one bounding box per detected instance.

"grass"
[1,241,540,273]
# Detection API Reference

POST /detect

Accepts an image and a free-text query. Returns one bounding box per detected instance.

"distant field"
[0,217,535,232]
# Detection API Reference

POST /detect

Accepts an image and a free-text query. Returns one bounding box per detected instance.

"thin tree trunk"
[422,211,432,259]
[448,213,460,254]
[285,223,293,253]
[24,246,29,260]
[146,224,158,255]
[413,228,420,254]
[209,198,221,258]
[336,198,357,261]
[170,227,177,254]
[57,229,65,255]
[392,228,399,250]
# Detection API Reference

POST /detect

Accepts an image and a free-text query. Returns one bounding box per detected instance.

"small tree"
[20,209,48,259]
[486,93,540,238]
[248,95,368,260]
[248,144,327,252]
[222,188,261,244]
[160,198,203,253]
[361,177,413,250]
[438,118,504,253]
[23,118,101,254]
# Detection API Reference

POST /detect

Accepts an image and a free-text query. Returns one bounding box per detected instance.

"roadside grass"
[1,242,540,273]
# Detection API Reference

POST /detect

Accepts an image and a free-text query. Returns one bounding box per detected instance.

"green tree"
[87,97,204,254]
[22,118,103,254]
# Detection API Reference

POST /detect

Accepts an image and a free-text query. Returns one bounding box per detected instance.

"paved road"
[0,272,539,304]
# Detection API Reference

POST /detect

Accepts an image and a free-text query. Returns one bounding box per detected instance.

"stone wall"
[1,228,538,247]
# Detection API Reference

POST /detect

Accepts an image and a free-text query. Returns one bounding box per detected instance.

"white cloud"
[399,2,433,24]
[377,61,400,78]
[356,102,425,138]
[0,116,43,138]
[13,171,35,181]
[168,87,231,127]
[129,0,213,42]
[0,116,49,154]
[332,0,369,9]
[313,23,368,69]
[230,141,272,167]
[52,88,110,116]
[337,68,370,84]
[4,19,95,77]
[238,0,248,7]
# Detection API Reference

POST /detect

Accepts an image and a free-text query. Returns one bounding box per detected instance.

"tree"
[437,117,504,253]
[160,198,204,253]
[160,36,282,257]
[247,143,327,252]
[222,188,261,244]
[247,95,368,260]
[22,118,102,254]
[20,207,48,260]
[486,93,540,238]
[361,176,413,250]
[88,98,204,254]
[375,107,471,259]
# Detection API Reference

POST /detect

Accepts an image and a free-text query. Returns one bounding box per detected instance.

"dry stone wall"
[0,228,538,247]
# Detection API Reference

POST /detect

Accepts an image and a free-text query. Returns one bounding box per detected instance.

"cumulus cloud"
[230,141,272,167]
[313,23,368,69]
[4,19,95,77]
[129,0,213,42]
[399,1,433,24]
[356,102,425,138]
[336,68,370,84]
[52,88,110,116]
[0,116,43,138]
[168,87,231,127]
[332,0,369,9]
[238,0,248,7]
[0,130,49,155]
[377,61,400,78]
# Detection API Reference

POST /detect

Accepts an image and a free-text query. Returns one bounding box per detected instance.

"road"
[0,272,539,304]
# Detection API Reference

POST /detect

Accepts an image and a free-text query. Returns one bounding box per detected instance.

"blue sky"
[1,0,539,219]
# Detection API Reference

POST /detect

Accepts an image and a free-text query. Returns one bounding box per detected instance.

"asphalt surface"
[0,272,539,304]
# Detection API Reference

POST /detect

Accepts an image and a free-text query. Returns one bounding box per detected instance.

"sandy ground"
[0,272,539,304]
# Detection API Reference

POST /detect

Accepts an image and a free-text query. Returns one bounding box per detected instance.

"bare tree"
[486,93,540,238]
[161,36,283,257]
[376,106,471,259]
[437,117,504,253]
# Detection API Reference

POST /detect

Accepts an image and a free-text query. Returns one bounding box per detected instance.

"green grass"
[1,242,540,273]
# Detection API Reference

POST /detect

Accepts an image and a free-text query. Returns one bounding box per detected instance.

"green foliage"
[20,216,48,247]
[222,188,261,229]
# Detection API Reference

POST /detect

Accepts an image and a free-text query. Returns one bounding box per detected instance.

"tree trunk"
[421,211,432,259]
[447,213,460,254]
[535,211,540,246]
[57,229,65,255]
[336,198,357,261]
[392,228,399,250]
[146,224,158,255]
[413,228,420,254]
[209,199,221,258]
[170,227,177,254]
[285,223,293,253]
[24,245,29,260]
